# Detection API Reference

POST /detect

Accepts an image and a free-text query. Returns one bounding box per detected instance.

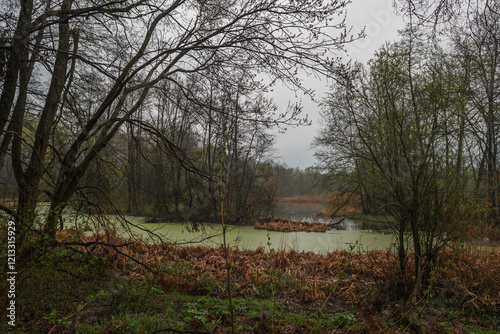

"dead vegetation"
[253,217,335,232]
[8,229,499,333]
[62,231,499,315]
[322,192,363,217]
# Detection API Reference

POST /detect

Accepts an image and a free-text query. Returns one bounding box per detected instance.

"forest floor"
[1,229,499,334]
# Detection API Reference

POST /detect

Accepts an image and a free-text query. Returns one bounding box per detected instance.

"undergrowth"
[0,230,498,333]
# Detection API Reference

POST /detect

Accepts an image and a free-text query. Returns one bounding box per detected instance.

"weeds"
[7,227,499,333]
[219,125,235,334]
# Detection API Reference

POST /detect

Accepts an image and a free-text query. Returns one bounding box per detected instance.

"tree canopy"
[0,0,358,251]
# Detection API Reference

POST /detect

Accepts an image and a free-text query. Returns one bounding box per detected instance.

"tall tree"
[0,0,356,250]
[315,40,471,299]
[452,2,500,225]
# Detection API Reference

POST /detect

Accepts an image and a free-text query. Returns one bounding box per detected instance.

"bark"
[0,0,33,167]
[16,0,73,241]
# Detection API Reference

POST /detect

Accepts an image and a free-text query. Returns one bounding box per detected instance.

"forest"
[0,0,499,333]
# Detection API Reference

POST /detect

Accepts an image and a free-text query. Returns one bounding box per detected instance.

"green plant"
[184,303,209,325]
[88,289,109,302]
[464,327,500,334]
[331,311,357,328]
[265,230,279,329]
[306,309,357,330]
[219,125,235,334]
[45,309,72,327]
[347,240,358,257]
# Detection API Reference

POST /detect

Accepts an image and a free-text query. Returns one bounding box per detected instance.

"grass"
[4,256,357,334]
[1,228,499,333]
[68,293,358,334]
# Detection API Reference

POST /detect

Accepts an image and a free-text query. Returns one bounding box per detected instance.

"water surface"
[59,201,395,253]
[56,201,498,252]
[81,201,397,253]
[275,201,390,230]
[122,218,394,253]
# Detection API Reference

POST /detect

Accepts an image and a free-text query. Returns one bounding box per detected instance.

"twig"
[57,239,155,273]
[58,240,135,248]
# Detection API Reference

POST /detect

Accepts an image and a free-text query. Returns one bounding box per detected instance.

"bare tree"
[0,0,356,249]
[451,3,500,225]
[394,0,498,32]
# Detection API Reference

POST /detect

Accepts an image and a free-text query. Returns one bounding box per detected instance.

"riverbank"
[3,231,498,333]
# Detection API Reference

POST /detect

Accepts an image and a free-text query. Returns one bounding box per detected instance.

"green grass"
[6,240,498,333]
[10,244,357,333]
[281,309,357,331]
[71,291,358,333]
[464,327,500,334]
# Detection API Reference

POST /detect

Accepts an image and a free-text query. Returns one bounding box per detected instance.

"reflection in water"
[274,202,325,222]
[332,217,391,231]
[275,202,390,231]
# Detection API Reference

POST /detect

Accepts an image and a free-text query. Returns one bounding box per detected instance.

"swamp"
[1,0,500,332]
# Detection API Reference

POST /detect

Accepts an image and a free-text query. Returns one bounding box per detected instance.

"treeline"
[0,71,289,223]
[316,12,500,226]
[100,74,281,223]
[0,64,326,223]
[0,0,353,246]
[0,61,326,224]
[275,166,324,199]
[315,2,499,298]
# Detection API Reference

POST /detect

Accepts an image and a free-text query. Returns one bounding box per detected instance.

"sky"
[272,0,406,169]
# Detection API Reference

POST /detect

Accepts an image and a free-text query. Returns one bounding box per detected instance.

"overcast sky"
[272,0,406,169]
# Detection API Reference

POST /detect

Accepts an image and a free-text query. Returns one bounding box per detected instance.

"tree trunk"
[0,0,33,170]
[16,0,73,240]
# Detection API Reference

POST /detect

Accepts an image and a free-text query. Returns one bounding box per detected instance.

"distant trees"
[110,72,280,223]
[0,0,355,250]
[273,165,324,199]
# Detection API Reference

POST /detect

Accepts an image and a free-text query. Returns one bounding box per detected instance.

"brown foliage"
[253,217,331,232]
[441,247,500,312]
[56,230,500,317]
